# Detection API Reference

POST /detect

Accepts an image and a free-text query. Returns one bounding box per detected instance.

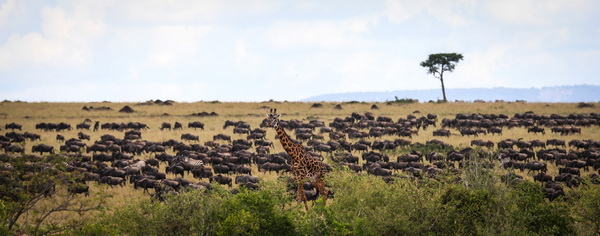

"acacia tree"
[420,53,464,102]
[0,154,108,235]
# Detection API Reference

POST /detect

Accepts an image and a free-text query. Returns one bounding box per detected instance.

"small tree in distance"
[420,53,464,102]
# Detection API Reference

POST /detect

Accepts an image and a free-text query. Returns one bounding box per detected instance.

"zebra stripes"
[183,157,204,167]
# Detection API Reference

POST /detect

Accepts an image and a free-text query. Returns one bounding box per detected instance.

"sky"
[0,0,598,102]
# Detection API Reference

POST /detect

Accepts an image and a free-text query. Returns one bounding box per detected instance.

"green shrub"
[216,187,295,236]
[301,170,440,235]
[507,181,574,236]
[434,185,496,235]
[571,181,600,235]
[72,167,594,236]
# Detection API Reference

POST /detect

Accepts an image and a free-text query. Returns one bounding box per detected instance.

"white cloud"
[454,45,511,88]
[0,0,17,27]
[145,25,213,67]
[116,0,276,24]
[0,0,598,102]
[1,81,209,102]
[384,0,474,26]
[265,17,376,50]
[484,0,593,26]
[0,2,108,70]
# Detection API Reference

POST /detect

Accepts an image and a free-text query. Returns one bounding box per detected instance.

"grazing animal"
[188,121,205,130]
[181,133,199,142]
[432,129,451,137]
[78,132,91,140]
[210,174,232,187]
[527,126,545,135]
[173,122,183,130]
[68,183,90,196]
[32,144,54,155]
[160,122,172,130]
[265,109,328,210]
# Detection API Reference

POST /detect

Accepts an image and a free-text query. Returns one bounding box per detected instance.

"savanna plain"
[1,100,599,235]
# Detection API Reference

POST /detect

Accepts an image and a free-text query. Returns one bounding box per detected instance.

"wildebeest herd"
[1,110,599,202]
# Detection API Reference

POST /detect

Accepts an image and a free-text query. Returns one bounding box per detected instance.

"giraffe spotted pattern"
[266,109,328,210]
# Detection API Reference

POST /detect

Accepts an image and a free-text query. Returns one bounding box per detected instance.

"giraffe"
[265,108,328,210]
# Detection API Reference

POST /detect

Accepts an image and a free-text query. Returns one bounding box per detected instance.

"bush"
[571,181,600,235]
[74,166,593,236]
[76,181,294,236]
[297,170,440,235]
[216,187,295,236]
[434,185,496,235]
[506,181,574,236]
[76,188,227,235]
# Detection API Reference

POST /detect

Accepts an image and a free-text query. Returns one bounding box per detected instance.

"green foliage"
[215,183,295,236]
[76,181,294,236]
[72,156,597,236]
[507,181,574,236]
[572,181,600,235]
[0,154,108,235]
[435,185,496,235]
[420,53,464,78]
[387,96,418,104]
[298,170,439,235]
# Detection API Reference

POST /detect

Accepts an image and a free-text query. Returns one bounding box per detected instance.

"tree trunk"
[440,77,447,102]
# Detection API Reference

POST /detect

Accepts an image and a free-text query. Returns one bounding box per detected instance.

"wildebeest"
[76,122,91,130]
[459,128,478,137]
[3,144,25,154]
[188,121,205,130]
[146,144,166,155]
[235,175,259,185]
[546,139,566,147]
[173,122,183,130]
[99,176,125,187]
[525,161,547,174]
[32,144,54,155]
[165,165,185,178]
[213,133,231,142]
[87,144,107,153]
[160,122,172,130]
[432,129,451,137]
[259,162,282,174]
[68,183,90,196]
[559,167,581,176]
[533,172,553,183]
[24,132,41,141]
[78,132,91,140]
[134,178,158,194]
[5,122,22,130]
[527,126,545,135]
[212,164,231,175]
[210,174,232,187]
[487,127,502,135]
[191,166,213,179]
[181,133,199,142]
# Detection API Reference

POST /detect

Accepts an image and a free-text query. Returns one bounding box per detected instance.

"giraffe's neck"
[274,124,304,160]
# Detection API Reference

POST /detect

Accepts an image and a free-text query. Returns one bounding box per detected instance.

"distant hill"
[301,85,600,103]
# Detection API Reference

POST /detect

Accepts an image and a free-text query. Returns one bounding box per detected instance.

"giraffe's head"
[265,108,281,127]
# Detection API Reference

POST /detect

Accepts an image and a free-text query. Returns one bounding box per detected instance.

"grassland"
[1,100,599,235]
[1,100,598,191]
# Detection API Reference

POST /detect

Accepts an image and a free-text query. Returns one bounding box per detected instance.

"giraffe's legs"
[297,183,309,211]
[315,179,328,206]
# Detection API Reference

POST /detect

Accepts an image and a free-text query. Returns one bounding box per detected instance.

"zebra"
[183,157,204,168]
